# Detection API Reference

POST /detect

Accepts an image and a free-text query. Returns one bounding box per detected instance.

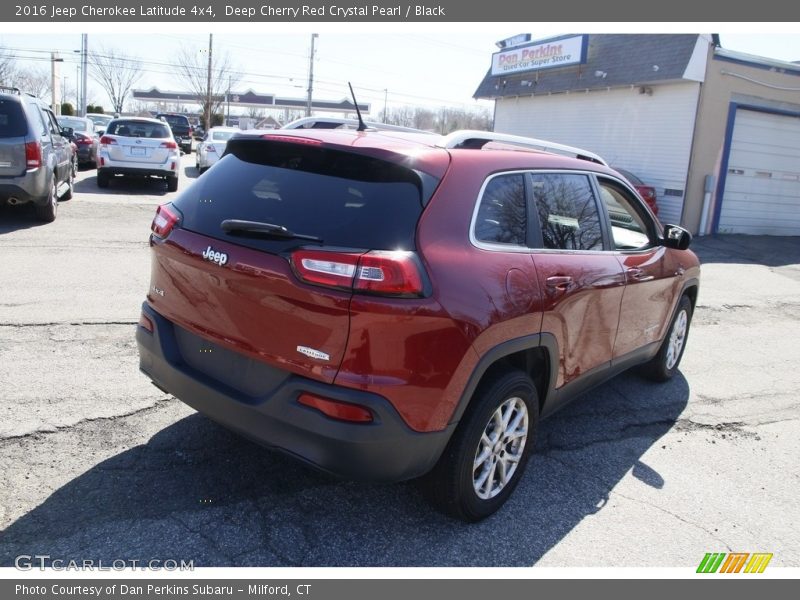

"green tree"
[60,103,74,115]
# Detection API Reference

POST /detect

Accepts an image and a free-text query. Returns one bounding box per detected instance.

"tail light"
[24,141,42,169]
[99,135,117,146]
[298,393,373,423]
[160,140,178,149]
[75,134,92,145]
[291,249,426,297]
[151,204,180,239]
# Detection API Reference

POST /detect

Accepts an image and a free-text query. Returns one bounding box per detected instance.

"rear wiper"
[220,219,322,242]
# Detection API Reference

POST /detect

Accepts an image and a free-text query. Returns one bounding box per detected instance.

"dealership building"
[475,34,800,236]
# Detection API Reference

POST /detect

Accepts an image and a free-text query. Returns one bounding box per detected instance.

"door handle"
[546,275,573,291]
[626,267,654,282]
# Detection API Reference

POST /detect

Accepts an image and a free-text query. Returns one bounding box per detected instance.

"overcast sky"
[2,28,799,116]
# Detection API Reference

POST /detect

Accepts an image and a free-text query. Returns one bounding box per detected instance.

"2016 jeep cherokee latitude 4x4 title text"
[136,126,699,521]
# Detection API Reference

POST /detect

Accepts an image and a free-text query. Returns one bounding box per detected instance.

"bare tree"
[89,45,143,114]
[11,66,50,98]
[176,44,241,131]
[0,47,16,87]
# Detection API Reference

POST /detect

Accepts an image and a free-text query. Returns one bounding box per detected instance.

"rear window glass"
[160,115,189,127]
[0,99,28,137]
[58,117,90,132]
[474,174,527,246]
[106,121,169,138]
[173,139,426,252]
[211,131,235,141]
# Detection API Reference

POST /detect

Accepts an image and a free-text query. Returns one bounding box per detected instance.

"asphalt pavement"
[0,157,798,567]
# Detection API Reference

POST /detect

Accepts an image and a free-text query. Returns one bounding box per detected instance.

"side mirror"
[661,224,692,250]
[61,126,74,138]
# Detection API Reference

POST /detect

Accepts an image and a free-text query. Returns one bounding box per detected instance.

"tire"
[96,172,110,189]
[166,175,178,192]
[422,370,539,522]
[640,294,693,382]
[71,155,78,178]
[61,168,73,201]
[35,175,58,222]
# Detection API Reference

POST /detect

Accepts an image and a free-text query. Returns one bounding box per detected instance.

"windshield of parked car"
[86,114,112,127]
[106,120,170,138]
[58,117,91,132]
[211,131,235,141]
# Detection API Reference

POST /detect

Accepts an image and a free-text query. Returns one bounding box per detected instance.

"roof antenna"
[348,82,367,132]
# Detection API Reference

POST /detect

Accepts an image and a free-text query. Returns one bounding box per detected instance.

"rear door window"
[173,139,428,253]
[473,173,527,247]
[530,173,604,251]
[0,99,28,137]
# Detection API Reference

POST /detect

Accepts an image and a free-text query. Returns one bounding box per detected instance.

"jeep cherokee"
[136,126,699,521]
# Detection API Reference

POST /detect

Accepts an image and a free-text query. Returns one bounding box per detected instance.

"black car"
[156,113,193,154]
[57,116,98,168]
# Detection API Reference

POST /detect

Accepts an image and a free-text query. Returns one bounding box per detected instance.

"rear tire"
[166,175,178,192]
[640,294,693,382]
[61,168,73,201]
[422,370,538,522]
[96,172,109,189]
[35,176,58,222]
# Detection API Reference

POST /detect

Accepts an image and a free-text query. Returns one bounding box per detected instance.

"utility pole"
[383,88,388,122]
[205,34,213,131]
[306,33,318,117]
[80,34,88,116]
[226,76,231,125]
[50,52,61,114]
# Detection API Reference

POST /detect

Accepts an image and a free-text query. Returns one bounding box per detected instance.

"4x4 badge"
[201,245,228,266]
[297,346,330,361]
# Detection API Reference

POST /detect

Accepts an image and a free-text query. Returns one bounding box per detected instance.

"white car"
[97,117,181,191]
[195,127,239,173]
[85,113,113,135]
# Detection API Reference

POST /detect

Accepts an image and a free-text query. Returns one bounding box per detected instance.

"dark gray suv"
[0,86,74,222]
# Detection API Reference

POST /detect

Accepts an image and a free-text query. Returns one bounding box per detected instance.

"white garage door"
[718,109,800,235]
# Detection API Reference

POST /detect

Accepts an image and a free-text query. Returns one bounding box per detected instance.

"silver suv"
[0,86,74,222]
[97,117,181,191]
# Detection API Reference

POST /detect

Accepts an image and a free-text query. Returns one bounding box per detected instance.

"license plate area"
[130,147,146,156]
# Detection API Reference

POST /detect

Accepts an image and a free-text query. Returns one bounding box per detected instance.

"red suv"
[136,127,699,521]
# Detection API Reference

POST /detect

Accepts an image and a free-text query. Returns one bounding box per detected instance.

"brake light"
[297,393,373,423]
[24,141,42,169]
[261,134,323,146]
[291,249,360,289]
[151,204,180,239]
[291,249,426,297]
[75,136,92,145]
[637,186,656,200]
[160,140,178,149]
[99,135,117,145]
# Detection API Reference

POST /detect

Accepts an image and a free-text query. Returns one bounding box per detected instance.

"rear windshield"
[160,115,189,127]
[58,117,91,132]
[172,139,426,252]
[87,114,112,126]
[106,120,170,138]
[211,130,235,141]
[0,99,28,138]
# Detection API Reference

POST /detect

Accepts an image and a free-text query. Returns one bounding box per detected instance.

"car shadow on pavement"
[692,234,800,267]
[184,166,200,179]
[0,203,52,233]
[73,176,170,196]
[0,371,689,567]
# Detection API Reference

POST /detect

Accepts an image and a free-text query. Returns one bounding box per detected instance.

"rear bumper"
[99,165,176,178]
[136,303,453,482]
[0,169,49,204]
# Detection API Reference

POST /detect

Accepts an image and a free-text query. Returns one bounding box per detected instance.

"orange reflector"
[298,393,373,423]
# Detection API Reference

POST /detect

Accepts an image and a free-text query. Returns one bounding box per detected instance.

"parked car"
[195,126,238,173]
[85,112,112,136]
[612,166,659,216]
[97,117,180,191]
[58,115,98,168]
[136,126,699,521]
[0,86,73,222]
[155,113,193,154]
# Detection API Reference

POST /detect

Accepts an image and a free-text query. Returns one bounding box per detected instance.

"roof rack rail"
[0,85,21,95]
[282,116,432,134]
[437,130,608,166]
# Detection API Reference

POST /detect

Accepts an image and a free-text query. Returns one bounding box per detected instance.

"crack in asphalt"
[0,396,174,444]
[544,453,734,552]
[0,321,138,328]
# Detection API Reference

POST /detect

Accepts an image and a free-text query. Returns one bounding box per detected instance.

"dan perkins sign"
[491,35,587,76]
